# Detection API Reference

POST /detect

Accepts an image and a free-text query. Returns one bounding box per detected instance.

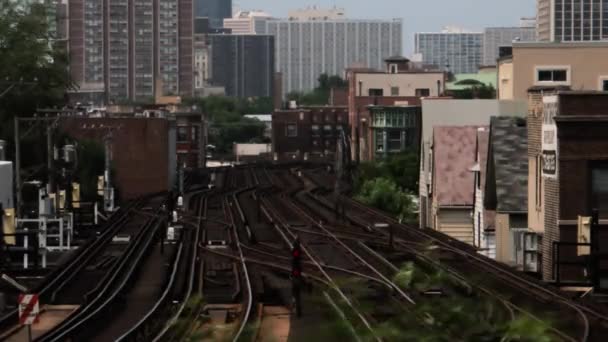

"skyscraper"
[67,0,194,102]
[208,35,274,98]
[223,11,273,35]
[483,24,536,65]
[537,0,608,42]
[266,8,402,95]
[196,0,232,29]
[415,28,483,74]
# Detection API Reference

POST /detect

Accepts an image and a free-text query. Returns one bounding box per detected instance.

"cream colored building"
[498,41,608,100]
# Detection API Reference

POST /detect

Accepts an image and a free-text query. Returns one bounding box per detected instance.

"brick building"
[60,118,171,200]
[272,106,349,162]
[368,105,422,160]
[347,57,446,162]
[528,91,608,289]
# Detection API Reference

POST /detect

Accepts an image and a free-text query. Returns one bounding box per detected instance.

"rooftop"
[485,117,528,213]
[433,126,484,207]
[447,72,497,91]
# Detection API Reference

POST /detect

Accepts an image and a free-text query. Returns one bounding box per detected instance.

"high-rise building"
[537,0,608,42]
[415,28,483,74]
[67,0,194,102]
[208,34,274,98]
[196,0,232,29]
[266,8,402,96]
[483,23,536,65]
[223,11,273,34]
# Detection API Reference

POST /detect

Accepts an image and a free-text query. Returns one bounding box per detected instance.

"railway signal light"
[292,238,302,279]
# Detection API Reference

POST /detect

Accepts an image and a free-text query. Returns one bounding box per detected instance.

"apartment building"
[482,25,536,66]
[271,106,349,162]
[415,27,483,74]
[223,11,272,34]
[528,91,608,291]
[208,34,274,98]
[536,0,608,42]
[348,57,445,162]
[498,41,608,100]
[267,8,402,95]
[195,0,232,29]
[67,0,194,102]
[368,106,422,160]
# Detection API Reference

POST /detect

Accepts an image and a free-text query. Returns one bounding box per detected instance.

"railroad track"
[297,165,608,342]
[35,194,169,341]
[0,195,163,340]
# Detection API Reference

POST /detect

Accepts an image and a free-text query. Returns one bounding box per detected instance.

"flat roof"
[513,41,608,48]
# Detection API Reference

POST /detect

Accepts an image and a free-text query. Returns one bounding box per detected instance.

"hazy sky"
[234,0,536,53]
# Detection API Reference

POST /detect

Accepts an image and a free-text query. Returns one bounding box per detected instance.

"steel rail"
[151,192,208,342]
[38,209,164,341]
[260,174,378,341]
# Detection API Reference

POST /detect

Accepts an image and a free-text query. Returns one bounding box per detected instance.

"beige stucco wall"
[512,43,608,100]
[498,60,514,100]
[528,157,545,234]
[356,73,444,97]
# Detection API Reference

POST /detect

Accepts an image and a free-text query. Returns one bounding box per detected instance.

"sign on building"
[18,294,40,325]
[542,96,559,179]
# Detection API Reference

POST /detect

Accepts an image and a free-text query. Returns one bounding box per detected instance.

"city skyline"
[235,0,536,53]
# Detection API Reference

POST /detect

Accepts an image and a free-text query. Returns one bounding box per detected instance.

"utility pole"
[14,117,21,217]
[291,237,303,318]
[0,140,6,161]
[356,80,363,165]
[47,122,58,216]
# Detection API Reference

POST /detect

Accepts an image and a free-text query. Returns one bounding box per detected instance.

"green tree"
[0,0,72,158]
[287,73,347,106]
[355,177,416,223]
[355,152,419,194]
[451,83,497,99]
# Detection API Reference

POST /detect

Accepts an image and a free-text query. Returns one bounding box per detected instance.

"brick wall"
[543,177,559,280]
[60,118,169,200]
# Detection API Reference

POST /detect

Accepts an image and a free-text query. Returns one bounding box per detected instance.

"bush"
[355,177,416,223]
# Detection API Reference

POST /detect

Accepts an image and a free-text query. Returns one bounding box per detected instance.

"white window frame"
[599,76,608,91]
[534,65,571,86]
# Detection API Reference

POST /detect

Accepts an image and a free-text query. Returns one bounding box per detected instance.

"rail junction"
[1,163,608,341]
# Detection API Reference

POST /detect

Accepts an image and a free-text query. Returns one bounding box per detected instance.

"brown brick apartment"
[528,91,608,291]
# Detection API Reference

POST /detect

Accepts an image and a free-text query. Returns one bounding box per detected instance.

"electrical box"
[72,183,80,209]
[2,208,15,245]
[59,190,66,210]
[0,161,14,210]
[578,216,591,256]
[97,176,105,196]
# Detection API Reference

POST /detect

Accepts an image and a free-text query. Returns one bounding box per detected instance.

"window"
[388,130,402,151]
[391,87,400,96]
[389,64,398,74]
[415,88,430,97]
[177,126,188,142]
[535,66,570,85]
[591,163,608,216]
[601,77,608,91]
[368,88,384,96]
[286,124,297,137]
